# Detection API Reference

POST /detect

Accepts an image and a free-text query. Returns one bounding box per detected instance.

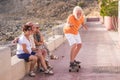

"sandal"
[50,55,58,60]
[44,69,54,75]
[29,71,36,77]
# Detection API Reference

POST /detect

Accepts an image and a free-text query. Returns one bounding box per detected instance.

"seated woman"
[15,22,54,75]
[16,24,37,77]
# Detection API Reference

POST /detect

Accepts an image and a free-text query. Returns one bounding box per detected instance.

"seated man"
[32,23,56,70]
[33,23,58,59]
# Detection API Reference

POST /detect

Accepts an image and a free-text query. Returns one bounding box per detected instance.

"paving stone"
[21,22,120,80]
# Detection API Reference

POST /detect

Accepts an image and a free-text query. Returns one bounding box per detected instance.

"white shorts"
[65,33,82,46]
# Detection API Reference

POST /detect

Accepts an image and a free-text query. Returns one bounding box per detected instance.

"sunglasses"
[27,28,32,31]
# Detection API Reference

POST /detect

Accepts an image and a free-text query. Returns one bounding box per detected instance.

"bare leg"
[36,51,48,70]
[73,43,82,60]
[29,55,37,72]
[41,49,47,59]
[70,43,82,62]
[70,44,77,62]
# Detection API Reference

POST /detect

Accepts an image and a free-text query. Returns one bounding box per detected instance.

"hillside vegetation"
[0,0,99,44]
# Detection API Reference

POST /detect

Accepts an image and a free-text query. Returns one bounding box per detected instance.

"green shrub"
[100,0,118,17]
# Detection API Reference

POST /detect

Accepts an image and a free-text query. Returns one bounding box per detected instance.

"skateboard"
[69,64,81,72]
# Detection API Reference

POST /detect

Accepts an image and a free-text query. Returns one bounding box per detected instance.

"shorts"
[65,33,82,46]
[17,51,36,62]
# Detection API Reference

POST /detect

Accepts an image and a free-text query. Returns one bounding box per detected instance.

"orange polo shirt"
[63,14,84,35]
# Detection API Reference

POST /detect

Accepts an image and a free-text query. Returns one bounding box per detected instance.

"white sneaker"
[29,71,36,77]
[44,69,54,75]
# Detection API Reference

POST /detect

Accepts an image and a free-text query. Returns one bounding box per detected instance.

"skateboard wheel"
[69,69,71,72]
[77,69,79,72]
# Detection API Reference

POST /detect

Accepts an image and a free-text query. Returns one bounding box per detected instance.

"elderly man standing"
[63,6,88,68]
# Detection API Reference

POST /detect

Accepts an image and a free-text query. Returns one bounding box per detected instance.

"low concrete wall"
[11,55,26,80]
[46,35,66,51]
[0,47,11,80]
[0,34,66,80]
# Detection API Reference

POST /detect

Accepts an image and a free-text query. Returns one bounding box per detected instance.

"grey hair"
[73,6,83,20]
[33,22,40,27]
[26,21,33,26]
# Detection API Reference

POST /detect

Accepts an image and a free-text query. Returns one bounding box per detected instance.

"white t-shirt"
[16,35,32,54]
[19,33,36,48]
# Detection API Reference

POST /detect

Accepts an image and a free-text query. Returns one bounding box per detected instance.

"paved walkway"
[21,22,120,80]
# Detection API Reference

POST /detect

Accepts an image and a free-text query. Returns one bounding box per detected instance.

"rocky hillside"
[0,0,100,45]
